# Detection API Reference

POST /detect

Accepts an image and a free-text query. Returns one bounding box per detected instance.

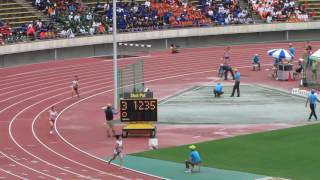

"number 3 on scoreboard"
[121,101,127,111]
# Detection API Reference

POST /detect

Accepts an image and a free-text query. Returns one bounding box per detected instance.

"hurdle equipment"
[118,42,152,48]
[118,42,152,57]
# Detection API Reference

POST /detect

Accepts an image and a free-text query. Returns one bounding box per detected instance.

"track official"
[231,69,240,97]
[306,90,320,121]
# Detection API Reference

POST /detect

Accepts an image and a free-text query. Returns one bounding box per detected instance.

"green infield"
[132,123,320,180]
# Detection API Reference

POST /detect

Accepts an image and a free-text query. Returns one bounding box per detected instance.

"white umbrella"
[267,49,294,60]
[310,49,320,61]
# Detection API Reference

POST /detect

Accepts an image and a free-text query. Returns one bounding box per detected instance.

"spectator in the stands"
[27,24,36,40]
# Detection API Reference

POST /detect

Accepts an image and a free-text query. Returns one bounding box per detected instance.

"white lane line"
[3,60,107,79]
[0,55,213,99]
[0,54,173,91]
[7,59,267,180]
[0,51,251,96]
[0,166,31,180]
[0,40,303,80]
[0,63,108,91]
[53,63,266,180]
[192,136,201,139]
[0,78,112,114]
[0,162,37,180]
[0,60,108,87]
[31,87,131,180]
[0,69,111,103]
[9,86,117,179]
[5,59,250,180]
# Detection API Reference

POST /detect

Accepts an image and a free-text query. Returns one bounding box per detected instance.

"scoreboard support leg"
[122,122,156,138]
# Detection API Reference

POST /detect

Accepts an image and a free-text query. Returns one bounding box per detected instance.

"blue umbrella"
[267,49,294,60]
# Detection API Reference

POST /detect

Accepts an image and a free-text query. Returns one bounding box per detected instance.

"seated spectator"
[170,44,179,54]
[252,54,261,71]
[185,145,201,173]
[214,82,224,97]
[293,58,303,79]
[98,23,106,34]
[27,24,36,40]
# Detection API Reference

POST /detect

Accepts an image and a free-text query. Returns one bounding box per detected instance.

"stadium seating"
[0,1,48,27]
[298,0,320,20]
[248,0,309,23]
[0,0,316,46]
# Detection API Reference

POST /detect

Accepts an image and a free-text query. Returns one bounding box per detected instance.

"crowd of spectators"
[249,0,309,23]
[0,0,314,45]
[200,0,254,25]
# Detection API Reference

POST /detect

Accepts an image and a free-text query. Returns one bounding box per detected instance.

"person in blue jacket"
[306,89,320,121]
[185,145,201,173]
[214,82,224,97]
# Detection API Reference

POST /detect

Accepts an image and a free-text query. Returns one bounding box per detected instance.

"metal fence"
[118,59,145,100]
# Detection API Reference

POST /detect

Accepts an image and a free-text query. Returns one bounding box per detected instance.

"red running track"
[0,41,319,179]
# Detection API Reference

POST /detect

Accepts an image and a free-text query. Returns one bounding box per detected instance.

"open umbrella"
[267,49,294,60]
[310,49,320,61]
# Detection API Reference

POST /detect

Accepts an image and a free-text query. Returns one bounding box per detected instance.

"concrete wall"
[1,21,320,67]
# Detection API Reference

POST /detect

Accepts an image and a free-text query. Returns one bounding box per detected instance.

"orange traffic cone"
[288,72,292,81]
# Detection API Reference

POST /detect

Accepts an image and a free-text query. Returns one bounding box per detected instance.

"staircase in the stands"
[82,0,108,15]
[0,0,48,27]
[299,0,320,20]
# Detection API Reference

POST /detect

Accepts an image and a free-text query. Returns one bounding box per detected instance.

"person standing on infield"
[71,75,80,98]
[230,69,240,97]
[306,90,320,121]
[108,135,124,169]
[48,106,58,134]
[103,104,116,137]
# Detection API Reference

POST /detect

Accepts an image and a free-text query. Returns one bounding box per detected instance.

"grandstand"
[299,0,320,20]
[0,0,48,27]
[1,1,320,180]
[0,0,314,46]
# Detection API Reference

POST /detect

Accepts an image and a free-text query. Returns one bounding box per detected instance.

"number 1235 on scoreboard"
[120,99,158,122]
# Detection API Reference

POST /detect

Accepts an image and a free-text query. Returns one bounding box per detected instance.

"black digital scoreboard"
[120,99,157,122]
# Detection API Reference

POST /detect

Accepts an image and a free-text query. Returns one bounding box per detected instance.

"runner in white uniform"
[108,135,124,169]
[71,75,80,98]
[48,106,58,134]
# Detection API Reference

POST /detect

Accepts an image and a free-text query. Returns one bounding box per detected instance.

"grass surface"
[132,124,320,180]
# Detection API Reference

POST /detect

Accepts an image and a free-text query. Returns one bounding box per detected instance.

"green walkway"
[105,155,267,180]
